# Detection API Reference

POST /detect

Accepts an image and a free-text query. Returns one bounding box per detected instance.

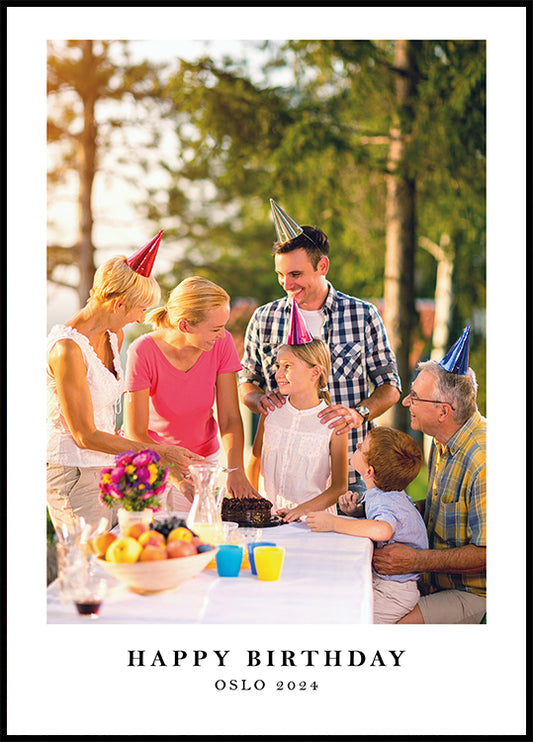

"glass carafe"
[186,462,224,544]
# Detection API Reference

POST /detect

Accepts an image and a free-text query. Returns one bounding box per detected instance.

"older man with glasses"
[373,327,486,624]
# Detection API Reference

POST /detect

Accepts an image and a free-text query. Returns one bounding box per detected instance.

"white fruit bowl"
[97,548,217,595]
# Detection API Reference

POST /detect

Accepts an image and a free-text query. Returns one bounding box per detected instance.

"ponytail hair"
[145,276,230,329]
[278,338,331,404]
[144,305,172,328]
[318,386,331,406]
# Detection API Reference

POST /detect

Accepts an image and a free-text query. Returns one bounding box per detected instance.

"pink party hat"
[270,199,303,243]
[439,325,471,375]
[126,230,164,276]
[287,298,314,345]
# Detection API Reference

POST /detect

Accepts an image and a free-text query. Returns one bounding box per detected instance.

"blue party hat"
[439,326,471,375]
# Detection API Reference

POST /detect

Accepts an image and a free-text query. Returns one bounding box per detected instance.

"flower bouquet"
[99,449,168,512]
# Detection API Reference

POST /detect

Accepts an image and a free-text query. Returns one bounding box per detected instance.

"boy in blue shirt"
[306,426,428,624]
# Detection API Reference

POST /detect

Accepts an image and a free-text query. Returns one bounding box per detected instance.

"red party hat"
[287,298,314,345]
[125,230,164,276]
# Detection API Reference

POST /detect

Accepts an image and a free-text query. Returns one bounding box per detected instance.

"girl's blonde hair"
[277,338,331,404]
[90,256,161,310]
[145,276,230,329]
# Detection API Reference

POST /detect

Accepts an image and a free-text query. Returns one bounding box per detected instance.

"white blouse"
[47,325,123,467]
[261,399,336,513]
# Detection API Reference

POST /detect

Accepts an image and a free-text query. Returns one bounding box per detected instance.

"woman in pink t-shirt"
[124,276,259,511]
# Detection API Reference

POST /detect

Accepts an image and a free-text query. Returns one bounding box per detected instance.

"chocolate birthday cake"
[221,496,274,526]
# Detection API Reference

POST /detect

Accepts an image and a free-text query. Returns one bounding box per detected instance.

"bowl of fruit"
[93,516,217,595]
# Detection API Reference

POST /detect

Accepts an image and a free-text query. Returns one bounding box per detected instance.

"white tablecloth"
[47,521,374,624]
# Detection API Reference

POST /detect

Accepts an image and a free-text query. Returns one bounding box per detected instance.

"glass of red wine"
[69,574,108,619]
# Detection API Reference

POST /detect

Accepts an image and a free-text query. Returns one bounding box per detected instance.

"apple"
[167,527,193,543]
[106,536,142,563]
[91,531,117,557]
[138,530,166,548]
[139,544,168,561]
[166,540,197,559]
[125,522,151,540]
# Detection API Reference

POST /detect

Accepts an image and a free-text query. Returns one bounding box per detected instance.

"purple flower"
[116,450,135,466]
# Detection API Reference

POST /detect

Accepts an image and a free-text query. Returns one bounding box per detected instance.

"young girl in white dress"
[247,301,348,522]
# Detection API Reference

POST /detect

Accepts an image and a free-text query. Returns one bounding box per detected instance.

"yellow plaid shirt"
[423,410,486,596]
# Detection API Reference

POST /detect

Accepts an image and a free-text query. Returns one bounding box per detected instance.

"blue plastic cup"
[215,544,244,577]
[248,541,276,576]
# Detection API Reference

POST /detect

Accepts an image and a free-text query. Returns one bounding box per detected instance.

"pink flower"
[116,450,135,466]
[132,452,152,467]
[110,466,125,483]
[135,466,151,483]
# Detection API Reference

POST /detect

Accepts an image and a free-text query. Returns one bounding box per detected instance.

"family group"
[46,199,486,625]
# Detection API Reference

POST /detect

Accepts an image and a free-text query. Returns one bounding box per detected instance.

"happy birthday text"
[127,648,406,668]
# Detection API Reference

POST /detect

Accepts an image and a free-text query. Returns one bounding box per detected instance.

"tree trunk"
[419,233,454,461]
[76,40,97,307]
[382,40,418,432]
[419,233,454,360]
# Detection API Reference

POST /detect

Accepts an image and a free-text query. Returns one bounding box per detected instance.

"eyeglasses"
[406,388,455,410]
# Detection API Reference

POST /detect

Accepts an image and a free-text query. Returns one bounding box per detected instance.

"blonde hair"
[89,256,161,311]
[145,276,230,329]
[277,339,331,404]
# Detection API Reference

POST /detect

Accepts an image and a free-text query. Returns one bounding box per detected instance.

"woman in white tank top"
[46,235,202,534]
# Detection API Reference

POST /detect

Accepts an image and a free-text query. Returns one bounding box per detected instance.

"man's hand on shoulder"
[240,382,286,415]
[317,404,363,435]
[257,389,286,414]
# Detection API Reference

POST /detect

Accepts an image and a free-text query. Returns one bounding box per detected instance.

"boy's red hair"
[365,427,422,492]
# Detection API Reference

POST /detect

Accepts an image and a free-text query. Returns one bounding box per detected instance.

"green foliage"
[405,464,429,502]
[158,41,485,336]
[47,39,486,387]
[47,509,57,546]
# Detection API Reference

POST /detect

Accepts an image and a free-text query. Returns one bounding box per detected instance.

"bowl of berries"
[95,516,217,595]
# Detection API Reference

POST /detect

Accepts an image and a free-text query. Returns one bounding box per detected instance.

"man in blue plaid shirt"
[239,217,402,500]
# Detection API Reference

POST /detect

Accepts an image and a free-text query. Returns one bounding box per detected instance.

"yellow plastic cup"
[253,546,285,581]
